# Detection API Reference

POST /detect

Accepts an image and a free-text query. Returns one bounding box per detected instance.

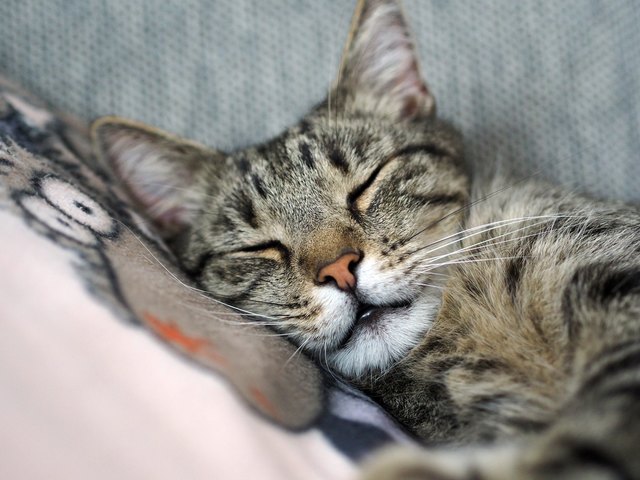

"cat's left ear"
[91,116,221,236]
[334,0,434,120]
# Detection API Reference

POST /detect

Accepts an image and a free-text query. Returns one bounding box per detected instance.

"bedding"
[2,1,638,204]
[0,76,412,479]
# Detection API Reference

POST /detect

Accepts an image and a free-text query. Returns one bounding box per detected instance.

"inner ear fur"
[332,0,435,120]
[91,116,222,236]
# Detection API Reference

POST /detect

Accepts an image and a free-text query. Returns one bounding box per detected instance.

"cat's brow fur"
[93,0,640,478]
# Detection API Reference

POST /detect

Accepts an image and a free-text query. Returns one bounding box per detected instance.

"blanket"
[0,76,413,479]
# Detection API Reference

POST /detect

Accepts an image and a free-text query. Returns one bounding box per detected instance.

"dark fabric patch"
[0,105,50,156]
[316,413,396,461]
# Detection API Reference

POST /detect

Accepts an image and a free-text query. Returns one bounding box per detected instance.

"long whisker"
[409,214,570,260]
[419,233,540,269]
[419,255,531,273]
[413,214,563,255]
[412,282,445,290]
[282,337,311,369]
[416,217,564,267]
[402,173,543,245]
[321,340,342,384]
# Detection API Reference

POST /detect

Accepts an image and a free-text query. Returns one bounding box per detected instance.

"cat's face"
[92,0,469,378]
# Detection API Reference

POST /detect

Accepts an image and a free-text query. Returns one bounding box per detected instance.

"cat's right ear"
[333,0,435,120]
[91,116,221,236]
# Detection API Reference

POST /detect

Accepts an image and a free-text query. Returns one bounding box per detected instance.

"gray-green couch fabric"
[0,0,638,202]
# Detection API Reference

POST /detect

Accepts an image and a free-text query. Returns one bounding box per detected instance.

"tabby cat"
[92,0,640,478]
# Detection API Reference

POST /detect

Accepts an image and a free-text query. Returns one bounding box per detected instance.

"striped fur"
[93,1,640,478]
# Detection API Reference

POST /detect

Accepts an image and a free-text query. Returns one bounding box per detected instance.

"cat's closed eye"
[228,240,289,262]
[348,159,401,215]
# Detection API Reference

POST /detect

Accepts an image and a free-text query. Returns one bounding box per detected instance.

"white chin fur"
[327,288,441,378]
[355,256,420,304]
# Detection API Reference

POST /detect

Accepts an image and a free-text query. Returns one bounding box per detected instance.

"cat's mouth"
[336,299,413,350]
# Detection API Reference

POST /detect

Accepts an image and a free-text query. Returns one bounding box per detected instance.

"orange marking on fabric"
[142,311,208,354]
[202,346,229,368]
[249,386,280,420]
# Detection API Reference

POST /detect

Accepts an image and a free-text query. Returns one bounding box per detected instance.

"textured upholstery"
[1,0,638,201]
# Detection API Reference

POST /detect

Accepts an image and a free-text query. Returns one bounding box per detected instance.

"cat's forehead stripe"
[326,143,349,174]
[231,189,258,229]
[251,174,267,199]
[298,142,315,169]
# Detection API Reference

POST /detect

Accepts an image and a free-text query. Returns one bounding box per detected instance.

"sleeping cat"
[91,0,640,478]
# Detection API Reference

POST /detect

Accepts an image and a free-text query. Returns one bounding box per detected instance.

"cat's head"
[92,0,469,378]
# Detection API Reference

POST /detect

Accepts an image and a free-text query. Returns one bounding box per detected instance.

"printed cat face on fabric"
[93,0,470,378]
[0,79,326,429]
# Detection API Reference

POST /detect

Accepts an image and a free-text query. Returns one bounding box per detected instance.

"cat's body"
[364,180,640,444]
[92,0,640,478]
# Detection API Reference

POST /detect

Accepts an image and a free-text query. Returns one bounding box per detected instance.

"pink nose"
[316,250,362,292]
